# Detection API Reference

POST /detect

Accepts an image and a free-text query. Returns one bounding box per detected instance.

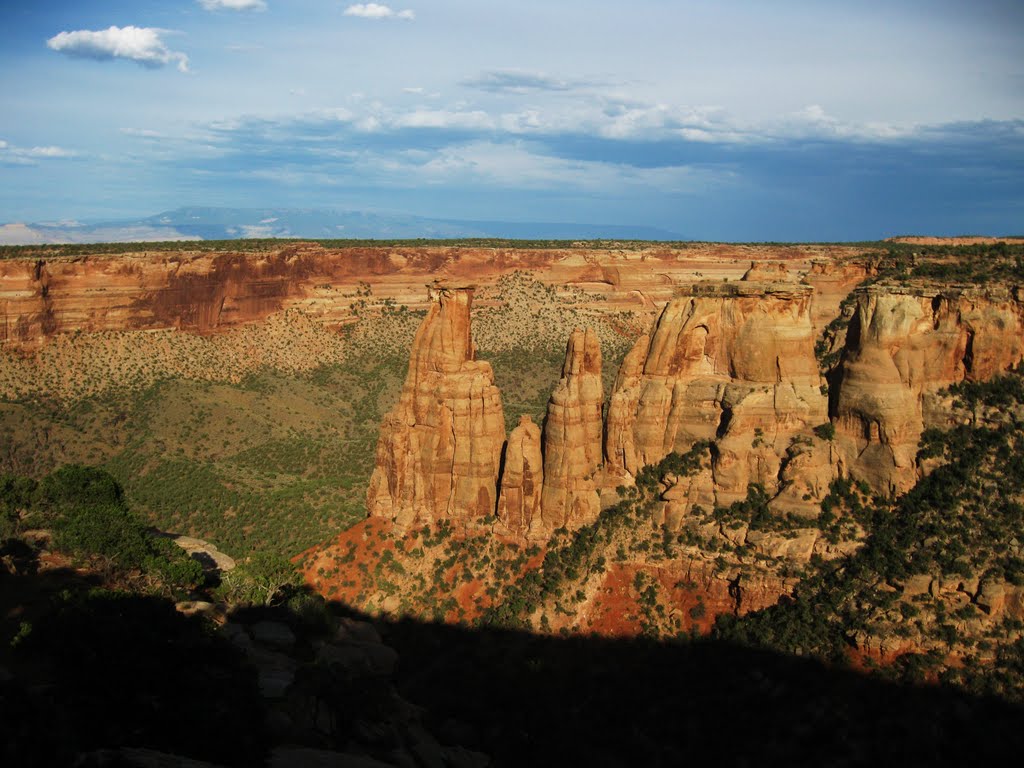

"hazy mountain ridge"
[0,207,684,245]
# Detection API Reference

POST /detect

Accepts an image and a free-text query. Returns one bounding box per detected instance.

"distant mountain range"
[0,207,684,245]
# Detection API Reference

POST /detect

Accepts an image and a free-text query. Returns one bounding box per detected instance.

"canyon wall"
[604,273,832,518]
[833,284,1024,493]
[0,244,854,349]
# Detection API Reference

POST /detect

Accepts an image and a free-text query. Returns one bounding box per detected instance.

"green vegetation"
[2,465,203,592]
[481,443,711,630]
[0,358,407,560]
[216,551,302,607]
[908,241,1024,283]
[715,365,1024,685]
[0,237,698,260]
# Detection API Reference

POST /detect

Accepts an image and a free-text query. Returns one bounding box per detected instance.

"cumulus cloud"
[344,4,415,20]
[198,0,267,9]
[392,109,494,130]
[46,26,189,73]
[0,139,78,165]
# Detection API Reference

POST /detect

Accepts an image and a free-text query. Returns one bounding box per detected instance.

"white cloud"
[46,26,190,73]
[391,109,494,130]
[199,0,267,9]
[366,140,727,195]
[0,139,78,164]
[344,4,415,20]
[773,104,912,141]
[20,146,76,158]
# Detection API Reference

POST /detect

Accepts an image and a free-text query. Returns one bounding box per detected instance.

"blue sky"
[1,0,1022,240]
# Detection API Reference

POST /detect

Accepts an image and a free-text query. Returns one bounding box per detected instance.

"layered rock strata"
[604,275,832,519]
[1,244,854,350]
[539,328,604,531]
[366,287,505,530]
[833,283,1024,493]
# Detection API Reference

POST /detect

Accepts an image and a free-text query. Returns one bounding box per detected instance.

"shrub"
[813,422,836,441]
[217,551,301,607]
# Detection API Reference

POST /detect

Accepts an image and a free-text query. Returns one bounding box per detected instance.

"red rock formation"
[539,328,604,530]
[1,243,859,349]
[495,415,544,537]
[604,277,832,519]
[833,284,1024,493]
[366,287,505,530]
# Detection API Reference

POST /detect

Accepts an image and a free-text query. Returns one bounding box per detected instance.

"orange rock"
[833,284,1024,494]
[539,328,604,531]
[495,415,544,537]
[604,275,831,514]
[366,287,505,530]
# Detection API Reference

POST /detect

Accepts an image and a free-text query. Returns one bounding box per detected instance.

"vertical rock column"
[496,415,544,537]
[366,287,506,531]
[539,328,604,531]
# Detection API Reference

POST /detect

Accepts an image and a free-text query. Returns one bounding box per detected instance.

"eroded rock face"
[833,284,1024,493]
[496,415,544,537]
[604,278,831,518]
[539,328,604,530]
[366,287,505,530]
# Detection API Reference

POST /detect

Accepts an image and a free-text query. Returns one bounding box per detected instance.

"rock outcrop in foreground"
[366,287,505,530]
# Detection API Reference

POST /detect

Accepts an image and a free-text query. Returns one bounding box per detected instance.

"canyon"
[0,242,859,351]
[3,240,1023,652]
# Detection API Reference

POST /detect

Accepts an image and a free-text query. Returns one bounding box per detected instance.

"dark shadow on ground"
[3,557,1023,768]
[365,605,1024,767]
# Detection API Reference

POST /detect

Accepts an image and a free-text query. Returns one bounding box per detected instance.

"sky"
[0,0,1022,240]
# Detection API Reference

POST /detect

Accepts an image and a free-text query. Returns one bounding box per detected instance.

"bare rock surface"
[495,415,543,536]
[367,287,505,530]
[833,284,1024,493]
[539,328,604,531]
[604,275,831,514]
[171,535,236,572]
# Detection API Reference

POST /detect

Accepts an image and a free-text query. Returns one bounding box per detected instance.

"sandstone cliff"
[366,287,505,530]
[538,328,604,531]
[1,243,855,350]
[604,276,832,519]
[495,415,544,537]
[832,283,1024,493]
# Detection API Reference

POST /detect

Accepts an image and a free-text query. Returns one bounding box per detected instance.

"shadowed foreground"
[380,613,1024,767]
[2,551,1022,768]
